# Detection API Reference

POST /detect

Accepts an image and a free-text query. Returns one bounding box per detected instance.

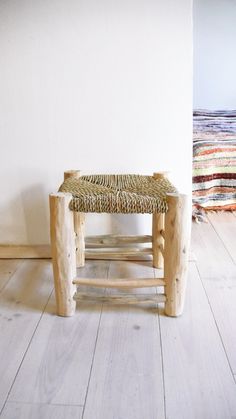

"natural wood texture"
[0,245,51,259]
[85,234,152,247]
[203,278,236,374]
[8,261,109,406]
[160,262,236,419]
[73,277,165,288]
[164,193,191,317]
[207,211,236,264]
[75,212,85,267]
[49,193,76,317]
[83,261,165,419]
[191,218,236,279]
[64,170,85,268]
[159,243,164,258]
[85,247,152,261]
[64,169,81,180]
[152,172,167,269]
[152,213,165,269]
[1,403,83,419]
[74,292,166,305]
[0,260,52,412]
[0,260,22,292]
[160,229,165,239]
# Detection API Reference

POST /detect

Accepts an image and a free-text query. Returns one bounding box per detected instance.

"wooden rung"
[73,277,165,288]
[159,244,164,257]
[85,247,153,261]
[160,229,165,239]
[85,235,152,247]
[73,293,167,304]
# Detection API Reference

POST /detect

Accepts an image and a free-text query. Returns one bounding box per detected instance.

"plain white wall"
[0,0,192,245]
[194,0,236,109]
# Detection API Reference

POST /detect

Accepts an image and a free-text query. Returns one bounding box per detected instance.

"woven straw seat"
[59,174,177,214]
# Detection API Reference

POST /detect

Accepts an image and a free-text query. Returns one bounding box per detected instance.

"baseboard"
[0,245,51,259]
[0,244,196,262]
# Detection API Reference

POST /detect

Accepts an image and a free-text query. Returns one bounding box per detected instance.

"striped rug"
[193,110,236,221]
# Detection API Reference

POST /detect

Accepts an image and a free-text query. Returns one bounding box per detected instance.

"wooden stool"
[49,171,191,317]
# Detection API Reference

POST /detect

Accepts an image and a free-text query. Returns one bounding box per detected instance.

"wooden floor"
[0,212,236,419]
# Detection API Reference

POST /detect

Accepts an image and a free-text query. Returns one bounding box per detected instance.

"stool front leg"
[164,193,191,317]
[49,192,77,316]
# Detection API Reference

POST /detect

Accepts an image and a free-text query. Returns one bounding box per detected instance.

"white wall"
[194,0,236,109]
[0,0,192,245]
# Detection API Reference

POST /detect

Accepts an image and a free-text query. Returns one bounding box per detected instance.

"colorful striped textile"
[193,110,236,221]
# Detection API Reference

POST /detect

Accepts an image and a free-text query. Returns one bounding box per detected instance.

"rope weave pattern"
[59,174,177,214]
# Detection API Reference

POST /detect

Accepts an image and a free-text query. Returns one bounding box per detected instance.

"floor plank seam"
[194,262,236,382]
[157,305,167,419]
[0,287,54,417]
[81,261,110,419]
[207,215,236,265]
[0,260,24,294]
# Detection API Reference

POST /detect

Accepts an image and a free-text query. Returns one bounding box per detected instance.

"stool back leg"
[49,192,77,316]
[164,193,191,316]
[152,213,164,269]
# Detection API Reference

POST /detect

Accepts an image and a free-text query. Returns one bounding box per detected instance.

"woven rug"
[59,174,177,214]
[193,110,236,221]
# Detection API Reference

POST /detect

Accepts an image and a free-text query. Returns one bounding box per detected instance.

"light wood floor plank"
[83,261,165,419]
[0,260,52,413]
[8,261,109,406]
[207,212,236,264]
[203,277,236,374]
[1,402,82,419]
[191,220,236,279]
[160,262,236,419]
[0,260,22,292]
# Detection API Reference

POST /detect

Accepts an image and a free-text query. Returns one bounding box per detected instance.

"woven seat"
[59,174,177,214]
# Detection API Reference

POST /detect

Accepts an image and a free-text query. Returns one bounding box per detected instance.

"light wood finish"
[0,260,52,412]
[85,247,153,261]
[83,260,165,419]
[73,277,165,288]
[1,214,236,418]
[207,211,236,264]
[64,169,81,180]
[159,243,164,258]
[0,260,22,292]
[160,262,236,419]
[74,212,85,267]
[64,170,85,268]
[8,261,109,406]
[49,192,76,317]
[152,172,167,269]
[164,193,191,317]
[85,234,152,247]
[160,229,165,239]
[1,403,83,419]
[0,245,51,259]
[74,293,166,305]
[191,217,236,279]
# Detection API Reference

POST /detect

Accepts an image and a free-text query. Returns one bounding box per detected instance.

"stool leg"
[49,192,77,316]
[152,213,164,269]
[164,193,191,317]
[74,212,85,267]
[64,170,85,268]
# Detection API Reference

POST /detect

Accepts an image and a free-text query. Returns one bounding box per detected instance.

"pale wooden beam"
[73,277,165,288]
[73,293,166,305]
[85,234,152,247]
[49,192,77,316]
[152,172,168,269]
[164,193,191,317]
[64,170,85,268]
